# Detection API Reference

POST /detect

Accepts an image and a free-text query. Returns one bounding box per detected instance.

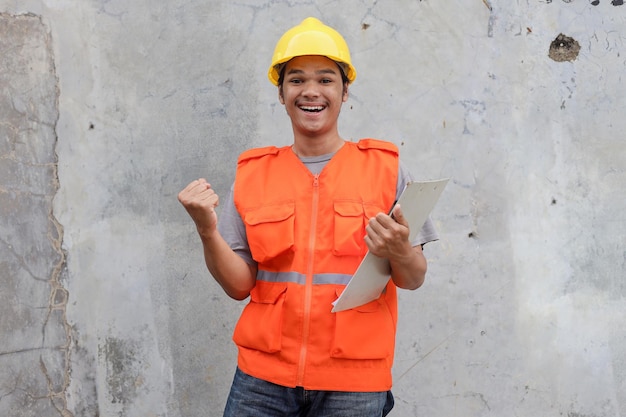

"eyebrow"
[286,68,339,76]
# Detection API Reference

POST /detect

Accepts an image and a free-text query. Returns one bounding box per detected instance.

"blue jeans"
[223,368,394,417]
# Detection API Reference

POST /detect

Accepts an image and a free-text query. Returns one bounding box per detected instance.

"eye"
[320,78,333,84]
[289,78,302,84]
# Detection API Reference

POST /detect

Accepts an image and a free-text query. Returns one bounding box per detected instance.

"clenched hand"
[178,178,220,237]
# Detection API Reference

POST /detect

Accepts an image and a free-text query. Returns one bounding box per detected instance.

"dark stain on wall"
[589,0,624,4]
[100,337,144,406]
[546,0,623,5]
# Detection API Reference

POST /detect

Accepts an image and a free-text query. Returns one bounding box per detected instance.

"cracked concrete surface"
[0,1,625,417]
[0,12,72,417]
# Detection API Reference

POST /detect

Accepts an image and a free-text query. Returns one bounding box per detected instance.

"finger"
[367,216,386,236]
[373,212,397,229]
[190,182,216,202]
[391,204,409,228]
[193,178,211,192]
[179,182,215,207]
[366,220,392,248]
[181,179,207,197]
[201,192,219,208]
[363,234,379,251]
[189,187,216,206]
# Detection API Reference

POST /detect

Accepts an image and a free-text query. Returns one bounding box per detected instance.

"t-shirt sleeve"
[397,161,440,247]
[217,183,257,266]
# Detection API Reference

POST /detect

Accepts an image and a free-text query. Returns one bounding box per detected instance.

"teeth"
[300,106,324,112]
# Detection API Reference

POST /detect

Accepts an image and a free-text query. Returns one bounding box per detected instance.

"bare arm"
[178,179,256,300]
[364,204,427,290]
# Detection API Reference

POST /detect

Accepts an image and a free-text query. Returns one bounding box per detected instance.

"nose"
[301,80,321,98]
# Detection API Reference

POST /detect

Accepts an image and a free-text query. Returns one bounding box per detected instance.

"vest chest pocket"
[333,201,385,257]
[243,202,295,263]
[233,283,288,353]
[333,201,366,256]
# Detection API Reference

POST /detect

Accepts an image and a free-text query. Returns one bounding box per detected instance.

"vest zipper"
[297,173,319,386]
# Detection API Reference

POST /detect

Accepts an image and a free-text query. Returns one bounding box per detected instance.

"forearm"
[389,244,427,290]
[199,229,256,300]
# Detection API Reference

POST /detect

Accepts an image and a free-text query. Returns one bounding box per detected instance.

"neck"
[292,132,345,157]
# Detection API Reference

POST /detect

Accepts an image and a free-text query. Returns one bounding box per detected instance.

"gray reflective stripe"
[257,270,305,285]
[313,273,352,285]
[256,270,351,286]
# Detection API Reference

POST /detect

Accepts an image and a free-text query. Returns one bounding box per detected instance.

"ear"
[278,86,285,104]
[342,83,349,102]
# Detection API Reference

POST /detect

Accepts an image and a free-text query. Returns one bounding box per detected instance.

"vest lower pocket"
[330,296,395,360]
[233,283,288,353]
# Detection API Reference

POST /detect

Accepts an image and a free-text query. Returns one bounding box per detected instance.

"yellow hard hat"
[268,17,357,86]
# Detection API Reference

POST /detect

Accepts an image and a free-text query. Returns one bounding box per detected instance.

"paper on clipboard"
[331,179,449,313]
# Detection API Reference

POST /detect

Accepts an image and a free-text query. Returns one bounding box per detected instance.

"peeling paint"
[0,12,72,417]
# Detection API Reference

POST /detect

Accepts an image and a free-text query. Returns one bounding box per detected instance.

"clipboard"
[331,179,449,313]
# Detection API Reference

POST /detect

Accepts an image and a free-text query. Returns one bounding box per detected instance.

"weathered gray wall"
[0,11,70,417]
[1,1,624,416]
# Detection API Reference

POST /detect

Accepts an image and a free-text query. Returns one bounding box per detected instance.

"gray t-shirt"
[218,152,439,265]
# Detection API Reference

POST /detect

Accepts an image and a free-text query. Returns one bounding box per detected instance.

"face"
[279,55,349,138]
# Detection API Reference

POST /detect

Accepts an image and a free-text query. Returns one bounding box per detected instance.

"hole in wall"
[548,33,581,62]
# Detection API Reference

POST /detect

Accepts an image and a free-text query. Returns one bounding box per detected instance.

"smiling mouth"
[299,105,325,113]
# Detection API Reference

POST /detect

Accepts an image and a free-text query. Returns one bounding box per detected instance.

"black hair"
[276,60,350,86]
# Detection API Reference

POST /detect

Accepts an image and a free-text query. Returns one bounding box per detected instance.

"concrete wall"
[0,1,624,416]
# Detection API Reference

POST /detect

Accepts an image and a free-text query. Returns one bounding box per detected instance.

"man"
[178,17,438,417]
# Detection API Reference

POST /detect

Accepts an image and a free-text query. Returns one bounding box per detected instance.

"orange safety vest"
[232,139,399,392]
